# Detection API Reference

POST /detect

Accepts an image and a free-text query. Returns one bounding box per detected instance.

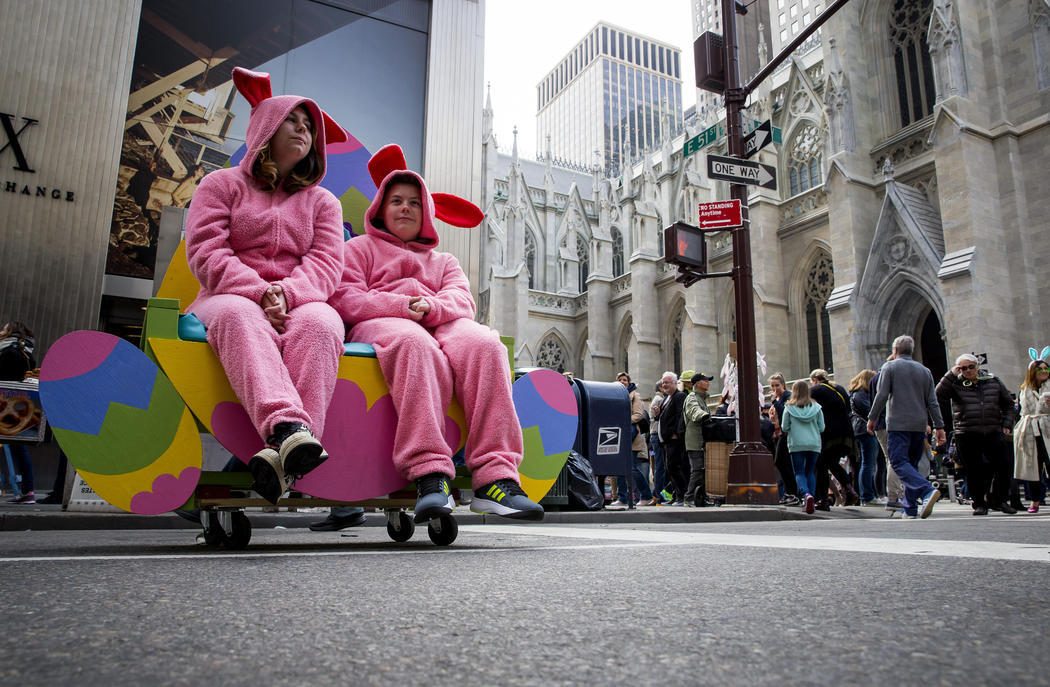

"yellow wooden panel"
[154,239,202,312]
[150,338,238,433]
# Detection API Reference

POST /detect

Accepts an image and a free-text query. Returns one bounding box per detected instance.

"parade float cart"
[39,246,578,549]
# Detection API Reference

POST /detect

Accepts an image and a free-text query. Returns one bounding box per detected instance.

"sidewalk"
[0,493,992,532]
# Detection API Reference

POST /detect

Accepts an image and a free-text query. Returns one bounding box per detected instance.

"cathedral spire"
[482,81,494,143]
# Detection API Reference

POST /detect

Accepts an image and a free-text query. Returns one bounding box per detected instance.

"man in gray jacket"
[867,335,947,518]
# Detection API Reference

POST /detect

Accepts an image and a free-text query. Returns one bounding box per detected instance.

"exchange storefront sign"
[1,111,77,202]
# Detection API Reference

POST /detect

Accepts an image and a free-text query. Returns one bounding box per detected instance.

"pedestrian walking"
[810,369,860,508]
[867,335,946,519]
[767,372,799,505]
[849,369,881,505]
[1013,348,1050,513]
[936,353,1017,515]
[781,380,824,515]
[656,371,688,505]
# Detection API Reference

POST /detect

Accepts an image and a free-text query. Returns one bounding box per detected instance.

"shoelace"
[417,473,448,495]
[492,479,526,497]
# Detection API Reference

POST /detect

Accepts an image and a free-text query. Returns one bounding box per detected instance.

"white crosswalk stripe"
[459,524,1050,562]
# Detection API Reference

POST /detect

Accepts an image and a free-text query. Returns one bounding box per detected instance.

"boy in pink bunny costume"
[329,144,543,522]
[185,67,347,504]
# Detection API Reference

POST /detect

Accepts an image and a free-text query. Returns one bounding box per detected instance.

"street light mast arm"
[743,0,852,98]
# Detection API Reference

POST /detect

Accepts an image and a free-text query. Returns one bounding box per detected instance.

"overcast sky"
[483,0,696,160]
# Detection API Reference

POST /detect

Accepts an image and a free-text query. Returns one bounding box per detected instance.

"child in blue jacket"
[781,380,825,514]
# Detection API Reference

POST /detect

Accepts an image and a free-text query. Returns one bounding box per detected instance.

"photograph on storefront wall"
[105,0,428,281]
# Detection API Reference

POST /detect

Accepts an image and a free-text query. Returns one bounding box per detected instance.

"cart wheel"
[202,511,226,547]
[221,511,252,550]
[386,511,415,542]
[427,515,458,546]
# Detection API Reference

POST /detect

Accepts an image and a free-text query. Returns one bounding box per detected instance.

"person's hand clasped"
[866,419,876,435]
[261,284,290,333]
[408,296,430,322]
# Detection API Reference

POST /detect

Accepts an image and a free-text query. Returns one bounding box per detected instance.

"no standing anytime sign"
[697,199,743,230]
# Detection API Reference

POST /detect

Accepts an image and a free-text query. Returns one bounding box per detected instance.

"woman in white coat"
[1013,347,1050,513]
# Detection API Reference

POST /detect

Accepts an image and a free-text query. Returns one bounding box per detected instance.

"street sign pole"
[721,0,777,505]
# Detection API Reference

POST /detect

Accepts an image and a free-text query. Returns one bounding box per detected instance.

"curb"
[0,502,886,532]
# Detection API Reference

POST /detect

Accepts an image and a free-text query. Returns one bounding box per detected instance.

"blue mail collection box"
[569,378,633,478]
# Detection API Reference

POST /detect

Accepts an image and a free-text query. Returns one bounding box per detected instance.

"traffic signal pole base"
[725,441,779,505]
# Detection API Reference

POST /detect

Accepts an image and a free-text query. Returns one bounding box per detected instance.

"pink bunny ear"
[320,110,348,145]
[433,192,484,228]
[231,67,272,107]
[367,144,408,186]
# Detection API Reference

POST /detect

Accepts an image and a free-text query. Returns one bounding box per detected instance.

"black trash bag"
[703,416,737,443]
[565,450,604,511]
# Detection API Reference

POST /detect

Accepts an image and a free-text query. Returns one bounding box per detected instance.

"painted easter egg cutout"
[513,369,579,501]
[39,331,202,514]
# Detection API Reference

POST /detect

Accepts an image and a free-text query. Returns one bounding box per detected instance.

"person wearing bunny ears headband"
[1013,346,1050,512]
[184,67,349,505]
[329,144,544,522]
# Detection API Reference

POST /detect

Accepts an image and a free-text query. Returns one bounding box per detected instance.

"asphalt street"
[2,509,1048,686]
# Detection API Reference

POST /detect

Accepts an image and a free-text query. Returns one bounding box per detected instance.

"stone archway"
[918,307,948,379]
[871,280,947,376]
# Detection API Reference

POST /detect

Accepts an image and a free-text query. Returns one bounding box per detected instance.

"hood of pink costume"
[364,169,441,251]
[233,67,348,189]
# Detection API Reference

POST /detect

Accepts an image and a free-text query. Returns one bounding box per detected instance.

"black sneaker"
[269,422,328,479]
[413,473,455,523]
[470,479,544,521]
[248,447,285,505]
[309,510,367,531]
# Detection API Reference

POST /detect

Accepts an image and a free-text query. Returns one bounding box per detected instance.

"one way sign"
[707,154,777,191]
[743,119,775,158]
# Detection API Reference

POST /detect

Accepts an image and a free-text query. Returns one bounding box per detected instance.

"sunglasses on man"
[958,364,977,371]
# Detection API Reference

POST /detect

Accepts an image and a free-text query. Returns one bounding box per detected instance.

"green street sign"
[683,118,781,159]
[683,123,720,157]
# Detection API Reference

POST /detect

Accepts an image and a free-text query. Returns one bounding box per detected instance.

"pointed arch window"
[889,0,935,128]
[524,231,536,289]
[537,336,567,373]
[618,319,633,376]
[804,252,835,372]
[788,123,824,197]
[671,307,684,374]
[612,227,625,277]
[576,234,590,293]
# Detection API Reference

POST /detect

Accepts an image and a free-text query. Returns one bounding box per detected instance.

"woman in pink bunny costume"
[329,145,543,522]
[185,67,347,504]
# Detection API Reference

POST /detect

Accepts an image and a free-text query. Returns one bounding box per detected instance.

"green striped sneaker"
[414,472,456,523]
[470,479,544,521]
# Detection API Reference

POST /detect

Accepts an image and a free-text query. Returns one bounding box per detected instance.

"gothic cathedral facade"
[478,0,1050,394]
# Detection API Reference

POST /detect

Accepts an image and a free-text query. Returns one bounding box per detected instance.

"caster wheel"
[386,511,415,542]
[220,511,252,550]
[428,514,458,546]
[202,511,226,547]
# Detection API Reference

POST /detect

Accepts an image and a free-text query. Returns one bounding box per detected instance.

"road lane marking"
[0,542,660,563]
[460,525,1050,562]
[1,526,1046,563]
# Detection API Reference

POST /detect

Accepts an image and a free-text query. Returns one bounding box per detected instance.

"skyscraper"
[691,0,773,120]
[536,22,683,174]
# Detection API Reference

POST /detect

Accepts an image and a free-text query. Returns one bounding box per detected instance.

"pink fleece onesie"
[185,71,345,443]
[328,169,523,488]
